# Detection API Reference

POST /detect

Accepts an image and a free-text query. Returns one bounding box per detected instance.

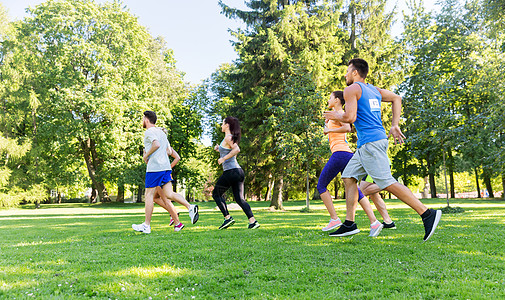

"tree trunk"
[265,175,274,202]
[270,176,284,210]
[475,167,481,198]
[350,0,356,51]
[427,158,437,198]
[482,168,494,198]
[447,149,455,198]
[421,176,430,198]
[312,167,321,200]
[117,183,125,203]
[57,192,61,204]
[81,138,110,202]
[502,172,505,199]
[136,186,144,203]
[305,163,310,209]
[333,173,342,199]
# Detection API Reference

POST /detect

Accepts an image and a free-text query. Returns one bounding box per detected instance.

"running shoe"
[369,220,384,237]
[132,222,151,234]
[329,222,360,237]
[322,218,342,232]
[423,209,442,241]
[218,217,235,230]
[174,222,185,232]
[169,212,181,226]
[189,205,199,224]
[382,221,396,229]
[248,221,260,229]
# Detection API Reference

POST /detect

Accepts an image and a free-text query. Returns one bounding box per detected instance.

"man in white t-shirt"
[132,111,199,234]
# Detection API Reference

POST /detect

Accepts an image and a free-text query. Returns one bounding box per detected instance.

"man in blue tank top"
[323,58,442,241]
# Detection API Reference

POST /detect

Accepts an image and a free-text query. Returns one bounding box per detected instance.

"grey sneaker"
[369,220,384,237]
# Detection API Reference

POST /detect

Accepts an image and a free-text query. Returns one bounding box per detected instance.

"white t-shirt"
[144,127,171,172]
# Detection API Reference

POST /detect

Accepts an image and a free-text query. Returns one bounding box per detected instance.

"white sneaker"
[322,218,342,231]
[188,205,199,224]
[132,222,151,234]
[369,220,384,237]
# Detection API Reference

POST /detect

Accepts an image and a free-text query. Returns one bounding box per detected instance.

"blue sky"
[1,0,439,85]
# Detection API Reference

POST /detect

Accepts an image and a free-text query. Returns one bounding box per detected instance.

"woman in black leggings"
[213,117,260,230]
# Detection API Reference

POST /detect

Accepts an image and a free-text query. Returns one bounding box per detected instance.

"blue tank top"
[353,82,388,148]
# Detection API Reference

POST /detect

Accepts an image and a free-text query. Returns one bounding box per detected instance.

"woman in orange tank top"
[318,91,385,237]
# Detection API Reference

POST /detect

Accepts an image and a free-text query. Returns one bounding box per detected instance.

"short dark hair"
[348,58,369,79]
[331,91,345,105]
[143,111,157,124]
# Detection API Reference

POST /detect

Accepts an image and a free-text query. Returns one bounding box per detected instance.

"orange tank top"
[328,120,352,153]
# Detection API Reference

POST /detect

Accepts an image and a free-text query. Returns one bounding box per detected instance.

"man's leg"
[384,182,426,215]
[161,182,190,209]
[162,182,199,224]
[144,187,156,226]
[343,177,359,222]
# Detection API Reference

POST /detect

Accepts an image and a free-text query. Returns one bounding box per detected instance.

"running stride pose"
[318,91,387,237]
[213,117,260,230]
[324,58,441,241]
[132,111,199,234]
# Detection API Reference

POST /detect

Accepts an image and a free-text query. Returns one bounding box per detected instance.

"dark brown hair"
[143,110,157,124]
[224,116,241,144]
[348,58,369,79]
[331,91,345,106]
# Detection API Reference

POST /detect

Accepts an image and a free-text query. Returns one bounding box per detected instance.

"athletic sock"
[344,220,354,227]
[421,209,432,219]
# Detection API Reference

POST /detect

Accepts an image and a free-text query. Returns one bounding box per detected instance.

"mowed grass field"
[1,198,504,299]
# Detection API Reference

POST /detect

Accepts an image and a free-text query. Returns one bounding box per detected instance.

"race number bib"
[369,98,380,112]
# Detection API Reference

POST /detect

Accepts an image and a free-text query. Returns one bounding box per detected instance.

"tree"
[5,0,158,202]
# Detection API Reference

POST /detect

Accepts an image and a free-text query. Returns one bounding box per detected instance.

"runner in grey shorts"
[324,58,442,241]
[341,139,396,190]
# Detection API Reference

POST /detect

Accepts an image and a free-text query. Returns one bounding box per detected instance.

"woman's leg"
[317,152,344,220]
[230,168,255,222]
[154,187,180,225]
[213,171,232,218]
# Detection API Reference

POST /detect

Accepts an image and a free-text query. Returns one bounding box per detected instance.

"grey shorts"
[341,139,397,190]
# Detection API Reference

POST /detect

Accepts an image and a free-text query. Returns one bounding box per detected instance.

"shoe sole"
[424,210,442,241]
[329,229,360,237]
[174,224,185,232]
[219,219,235,230]
[191,205,199,224]
[322,224,342,232]
[369,224,384,237]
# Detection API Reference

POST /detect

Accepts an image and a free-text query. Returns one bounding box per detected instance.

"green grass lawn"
[1,198,504,299]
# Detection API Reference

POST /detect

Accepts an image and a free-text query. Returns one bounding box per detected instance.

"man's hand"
[323,126,330,135]
[389,125,406,145]
[323,110,342,121]
[143,153,149,163]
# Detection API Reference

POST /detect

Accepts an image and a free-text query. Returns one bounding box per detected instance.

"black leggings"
[212,168,254,219]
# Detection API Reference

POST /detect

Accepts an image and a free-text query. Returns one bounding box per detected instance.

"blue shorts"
[145,170,173,188]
